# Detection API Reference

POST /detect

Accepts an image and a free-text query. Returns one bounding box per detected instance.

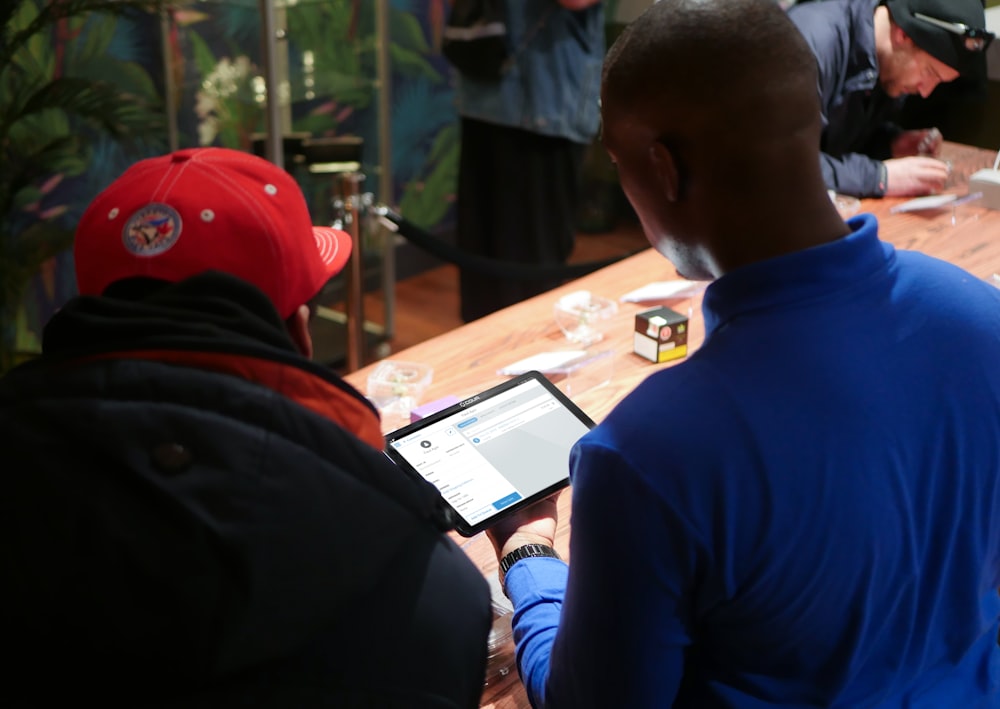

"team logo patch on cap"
[122,203,182,256]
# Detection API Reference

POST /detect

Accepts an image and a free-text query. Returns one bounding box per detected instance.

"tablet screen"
[384,372,595,536]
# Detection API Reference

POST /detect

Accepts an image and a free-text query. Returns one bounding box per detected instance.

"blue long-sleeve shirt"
[506,214,1000,707]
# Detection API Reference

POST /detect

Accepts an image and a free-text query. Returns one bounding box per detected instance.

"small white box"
[969,168,1000,211]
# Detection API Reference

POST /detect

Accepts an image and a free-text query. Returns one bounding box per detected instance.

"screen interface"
[388,378,591,528]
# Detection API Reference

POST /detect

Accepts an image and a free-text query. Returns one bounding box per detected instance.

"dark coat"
[788,0,904,197]
[0,273,491,708]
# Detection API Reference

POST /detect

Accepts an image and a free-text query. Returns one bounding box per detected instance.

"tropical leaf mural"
[169,0,465,229]
[3,0,618,372]
[0,0,170,373]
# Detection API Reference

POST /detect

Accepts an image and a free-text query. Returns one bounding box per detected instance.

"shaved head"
[603,0,820,147]
[599,0,846,280]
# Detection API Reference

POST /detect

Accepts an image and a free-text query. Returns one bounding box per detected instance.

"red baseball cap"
[74,147,352,319]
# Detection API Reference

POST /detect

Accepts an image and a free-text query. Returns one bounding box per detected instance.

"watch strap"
[499,543,561,577]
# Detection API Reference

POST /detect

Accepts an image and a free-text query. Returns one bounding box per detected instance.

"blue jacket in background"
[456,1,604,145]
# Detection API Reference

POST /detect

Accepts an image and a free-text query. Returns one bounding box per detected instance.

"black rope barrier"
[378,208,647,282]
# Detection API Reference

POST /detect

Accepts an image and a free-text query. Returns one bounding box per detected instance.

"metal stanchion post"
[340,172,366,372]
[258,0,284,168]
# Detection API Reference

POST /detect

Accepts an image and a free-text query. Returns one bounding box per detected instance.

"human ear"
[649,140,681,202]
[287,304,314,359]
[891,24,914,48]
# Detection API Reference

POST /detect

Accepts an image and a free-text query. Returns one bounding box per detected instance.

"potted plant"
[0,0,172,374]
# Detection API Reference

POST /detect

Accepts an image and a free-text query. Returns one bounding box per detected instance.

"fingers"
[893,128,944,158]
[910,156,950,174]
[883,156,950,197]
[485,495,560,555]
[917,128,943,157]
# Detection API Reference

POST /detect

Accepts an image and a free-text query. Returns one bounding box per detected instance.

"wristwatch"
[499,543,562,584]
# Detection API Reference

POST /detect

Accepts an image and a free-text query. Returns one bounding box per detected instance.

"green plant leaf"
[71,56,160,101]
[185,27,218,79]
[14,77,163,138]
[292,113,339,136]
[286,0,353,46]
[396,124,461,227]
[308,72,374,109]
[11,219,74,265]
[8,2,54,82]
[6,137,90,194]
[1,0,174,369]
[10,186,43,213]
[2,0,172,70]
[6,107,72,151]
[14,304,44,358]
[426,121,459,165]
[0,128,81,215]
[0,0,24,37]
[68,12,116,66]
[0,219,74,314]
[397,140,459,228]
[65,13,86,37]
[389,11,431,54]
[0,109,78,206]
[2,1,174,65]
[389,44,441,82]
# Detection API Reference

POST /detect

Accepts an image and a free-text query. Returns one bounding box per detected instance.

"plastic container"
[553,290,619,346]
[366,360,433,429]
[484,602,515,688]
[828,189,860,219]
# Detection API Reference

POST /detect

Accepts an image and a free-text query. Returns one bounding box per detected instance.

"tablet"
[384,371,596,536]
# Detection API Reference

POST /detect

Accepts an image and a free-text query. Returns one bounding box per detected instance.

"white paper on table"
[497,350,590,376]
[619,280,707,303]
[890,194,959,213]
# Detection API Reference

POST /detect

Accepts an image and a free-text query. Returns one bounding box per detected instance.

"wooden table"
[344,142,1000,708]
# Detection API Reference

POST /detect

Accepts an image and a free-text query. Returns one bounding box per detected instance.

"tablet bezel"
[383,371,595,536]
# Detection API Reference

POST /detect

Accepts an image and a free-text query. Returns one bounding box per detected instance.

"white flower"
[194,56,258,146]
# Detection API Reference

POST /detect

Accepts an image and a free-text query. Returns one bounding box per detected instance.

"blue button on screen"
[492,492,523,510]
[457,418,478,429]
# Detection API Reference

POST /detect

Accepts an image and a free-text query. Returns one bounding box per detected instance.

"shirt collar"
[702,213,890,336]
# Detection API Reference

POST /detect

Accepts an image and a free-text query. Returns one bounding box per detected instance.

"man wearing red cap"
[0,148,491,707]
[787,0,993,198]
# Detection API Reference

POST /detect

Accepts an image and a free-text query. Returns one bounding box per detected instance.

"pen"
[953,192,984,208]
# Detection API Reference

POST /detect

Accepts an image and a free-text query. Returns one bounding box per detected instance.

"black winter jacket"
[0,273,492,708]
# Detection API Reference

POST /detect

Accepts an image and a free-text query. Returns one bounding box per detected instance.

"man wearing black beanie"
[787,0,993,198]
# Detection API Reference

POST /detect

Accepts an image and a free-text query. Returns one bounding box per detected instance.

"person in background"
[487,0,1000,706]
[0,147,491,708]
[454,0,604,323]
[786,0,993,198]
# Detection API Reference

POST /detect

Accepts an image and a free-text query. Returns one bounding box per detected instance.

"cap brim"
[312,226,352,279]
